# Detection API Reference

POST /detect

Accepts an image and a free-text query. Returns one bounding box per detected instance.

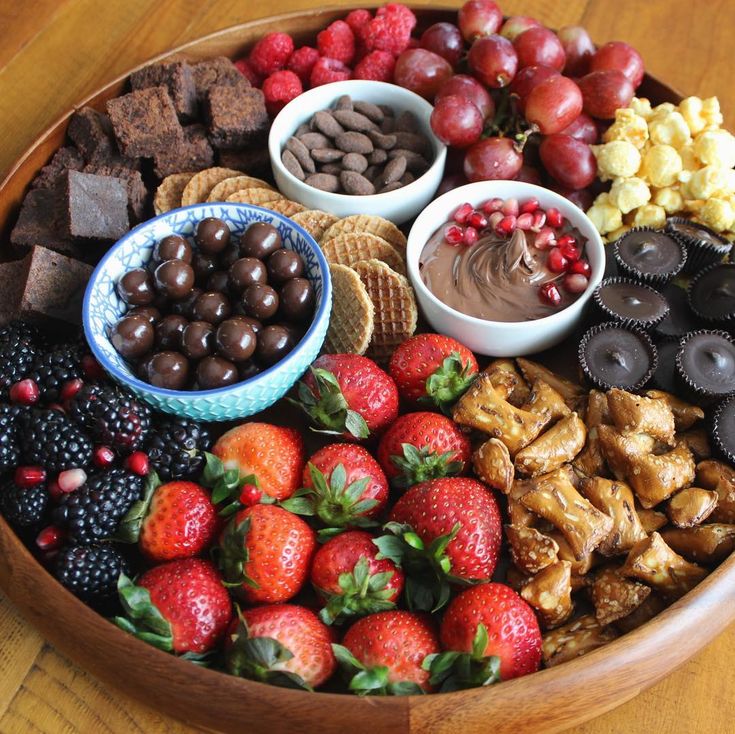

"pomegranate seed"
[125,451,149,476]
[539,282,562,307]
[534,227,557,250]
[48,479,64,502]
[240,483,263,506]
[93,445,115,468]
[559,242,581,262]
[453,202,473,224]
[563,273,590,294]
[81,354,105,380]
[463,226,479,245]
[57,468,87,493]
[557,233,577,248]
[547,247,569,273]
[467,210,488,229]
[488,211,504,229]
[546,207,564,228]
[60,378,84,402]
[530,211,547,232]
[495,215,517,237]
[444,224,464,245]
[481,197,504,214]
[14,466,46,487]
[501,198,519,217]
[516,213,534,230]
[36,525,64,551]
[569,259,591,277]
[520,198,539,214]
[10,379,40,405]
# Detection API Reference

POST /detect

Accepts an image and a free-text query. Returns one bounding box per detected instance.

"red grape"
[557,26,596,77]
[464,137,523,181]
[513,27,566,71]
[431,95,484,148]
[540,134,597,189]
[458,0,503,42]
[509,65,559,111]
[515,165,542,185]
[468,35,518,88]
[590,41,645,88]
[499,16,541,41]
[559,112,598,144]
[436,74,495,119]
[394,48,454,99]
[549,185,595,211]
[420,22,465,68]
[578,70,635,119]
[525,76,583,135]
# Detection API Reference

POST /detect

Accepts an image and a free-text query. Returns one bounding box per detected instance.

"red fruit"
[464,137,523,181]
[317,20,356,65]
[10,378,39,405]
[81,354,105,380]
[286,46,320,85]
[310,530,404,624]
[590,41,645,88]
[92,445,115,468]
[525,76,583,135]
[362,3,416,56]
[345,8,372,36]
[57,468,87,493]
[515,165,542,185]
[117,558,232,655]
[453,202,474,224]
[388,332,478,409]
[310,57,351,87]
[569,258,591,277]
[546,207,564,228]
[499,15,541,41]
[218,504,316,604]
[463,226,479,245]
[540,134,597,190]
[297,354,399,440]
[468,35,518,88]
[353,50,396,82]
[137,481,219,563]
[14,466,46,487]
[444,224,464,245]
[60,378,84,403]
[436,74,494,120]
[558,234,580,261]
[261,70,302,116]
[248,32,295,77]
[513,27,566,71]
[47,480,63,502]
[420,22,464,67]
[558,26,595,77]
[496,214,517,236]
[559,112,598,144]
[394,48,453,99]
[234,57,261,86]
[563,272,590,294]
[509,64,559,109]
[578,70,635,119]
[440,583,542,680]
[239,483,262,507]
[468,210,488,229]
[431,95,483,148]
[458,0,503,42]
[377,412,470,489]
[539,281,562,307]
[547,247,569,273]
[36,525,64,551]
[228,604,336,689]
[212,422,305,500]
[124,450,149,476]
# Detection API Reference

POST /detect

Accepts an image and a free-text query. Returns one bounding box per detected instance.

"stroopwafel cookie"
[323,264,375,355]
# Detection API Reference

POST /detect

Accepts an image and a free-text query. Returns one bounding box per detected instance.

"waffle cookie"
[180,167,243,205]
[265,199,307,217]
[290,210,340,242]
[206,175,274,202]
[225,187,286,205]
[321,233,406,276]
[324,263,375,355]
[322,214,407,253]
[153,172,196,214]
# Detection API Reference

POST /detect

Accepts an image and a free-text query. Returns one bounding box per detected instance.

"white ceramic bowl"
[406,181,606,356]
[268,80,447,225]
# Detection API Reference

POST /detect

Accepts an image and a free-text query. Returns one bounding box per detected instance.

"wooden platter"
[2,6,732,734]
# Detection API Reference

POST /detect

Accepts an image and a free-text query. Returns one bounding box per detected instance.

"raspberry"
[310,57,352,87]
[287,46,320,86]
[234,57,261,87]
[262,70,303,115]
[345,8,372,36]
[248,32,295,77]
[362,3,416,56]
[353,50,396,82]
[317,20,356,66]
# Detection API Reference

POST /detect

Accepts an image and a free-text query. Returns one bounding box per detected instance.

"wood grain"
[1,2,735,733]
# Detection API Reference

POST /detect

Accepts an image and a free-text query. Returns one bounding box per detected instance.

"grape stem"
[482,89,537,152]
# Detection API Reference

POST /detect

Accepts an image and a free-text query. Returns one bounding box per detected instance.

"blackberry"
[53,468,144,544]
[18,409,93,473]
[55,543,130,602]
[26,343,84,402]
[69,383,151,454]
[0,321,42,397]
[0,405,22,473]
[146,417,213,480]
[0,479,48,527]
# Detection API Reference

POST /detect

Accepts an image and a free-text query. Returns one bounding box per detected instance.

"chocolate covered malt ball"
[192,291,232,325]
[182,320,215,360]
[241,284,279,320]
[197,356,238,389]
[195,217,231,254]
[229,258,267,293]
[267,249,304,284]
[240,222,282,259]
[154,260,195,300]
[111,314,154,359]
[147,351,190,390]
[153,234,193,265]
[216,318,257,362]
[117,268,155,306]
[155,314,188,351]
[279,277,314,322]
[256,324,294,366]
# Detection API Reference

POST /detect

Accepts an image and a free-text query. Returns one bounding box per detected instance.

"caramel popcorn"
[591,140,642,181]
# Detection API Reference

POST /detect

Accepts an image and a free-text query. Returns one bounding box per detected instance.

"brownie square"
[63,170,129,241]
[67,107,117,164]
[83,164,149,222]
[32,146,85,189]
[106,86,184,158]
[205,85,268,149]
[153,123,214,178]
[130,60,197,120]
[192,56,247,101]
[218,147,271,180]
[0,259,27,327]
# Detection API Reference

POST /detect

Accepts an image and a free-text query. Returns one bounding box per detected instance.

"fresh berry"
[36,524,64,551]
[212,422,304,501]
[248,32,295,77]
[10,378,40,405]
[311,530,404,624]
[310,57,352,87]
[444,224,464,245]
[18,409,93,473]
[569,259,591,277]
[14,465,45,487]
[362,4,417,56]
[239,483,262,506]
[53,468,144,544]
[234,57,261,86]
[353,50,396,82]
[377,412,470,489]
[55,543,129,602]
[317,20,356,65]
[125,451,149,476]
[286,46,321,85]
[0,479,48,527]
[539,281,562,307]
[439,583,542,680]
[333,610,439,694]
[26,344,85,402]
[262,70,303,115]
[463,226,479,245]
[81,354,105,381]
[68,383,151,455]
[547,247,569,273]
[114,559,232,654]
[389,333,478,410]
[57,468,87,493]
[145,417,212,481]
[0,321,41,398]
[227,604,336,689]
[92,445,115,468]
[534,226,557,249]
[298,443,389,526]
[0,405,21,473]
[218,504,316,604]
[453,203,474,223]
[345,8,372,36]
[495,214,517,236]
[60,378,84,403]
[295,354,399,440]
[546,207,564,227]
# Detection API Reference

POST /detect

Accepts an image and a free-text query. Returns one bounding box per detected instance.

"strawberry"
[388,334,478,412]
[437,583,542,683]
[376,478,502,611]
[310,530,404,624]
[333,610,439,694]
[218,504,316,604]
[292,354,399,440]
[285,443,388,530]
[113,558,232,655]
[376,412,471,489]
[227,604,337,690]
[210,422,305,501]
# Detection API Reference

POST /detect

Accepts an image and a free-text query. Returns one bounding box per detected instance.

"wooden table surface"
[1,0,733,732]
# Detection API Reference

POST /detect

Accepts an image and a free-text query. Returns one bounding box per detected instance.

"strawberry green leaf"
[217,516,260,590]
[112,573,173,652]
[332,643,424,696]
[115,471,161,543]
[421,352,478,415]
[390,443,464,491]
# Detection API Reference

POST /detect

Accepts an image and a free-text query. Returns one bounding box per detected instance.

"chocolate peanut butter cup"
[613,228,686,287]
[675,330,735,401]
[687,262,735,326]
[666,217,732,273]
[593,277,669,329]
[712,396,735,464]
[578,322,657,391]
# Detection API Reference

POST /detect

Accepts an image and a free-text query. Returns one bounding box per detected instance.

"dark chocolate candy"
[688,263,735,325]
[613,229,685,285]
[676,330,735,399]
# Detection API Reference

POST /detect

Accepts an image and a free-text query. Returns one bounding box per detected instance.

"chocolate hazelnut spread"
[419,226,575,322]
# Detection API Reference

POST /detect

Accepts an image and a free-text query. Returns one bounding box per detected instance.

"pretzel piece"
[542,615,618,668]
[661,524,735,564]
[591,567,651,626]
[505,524,560,574]
[472,437,514,494]
[597,425,655,481]
[613,593,668,633]
[637,508,668,534]
[644,390,705,431]
[607,388,676,446]
[482,359,530,406]
[520,561,574,629]
[515,413,587,478]
[679,427,712,461]
[522,379,572,428]
[666,487,718,528]
[696,460,735,523]
[508,479,537,527]
[516,357,586,408]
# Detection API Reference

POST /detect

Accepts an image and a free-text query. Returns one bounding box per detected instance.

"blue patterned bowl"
[83,203,332,421]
